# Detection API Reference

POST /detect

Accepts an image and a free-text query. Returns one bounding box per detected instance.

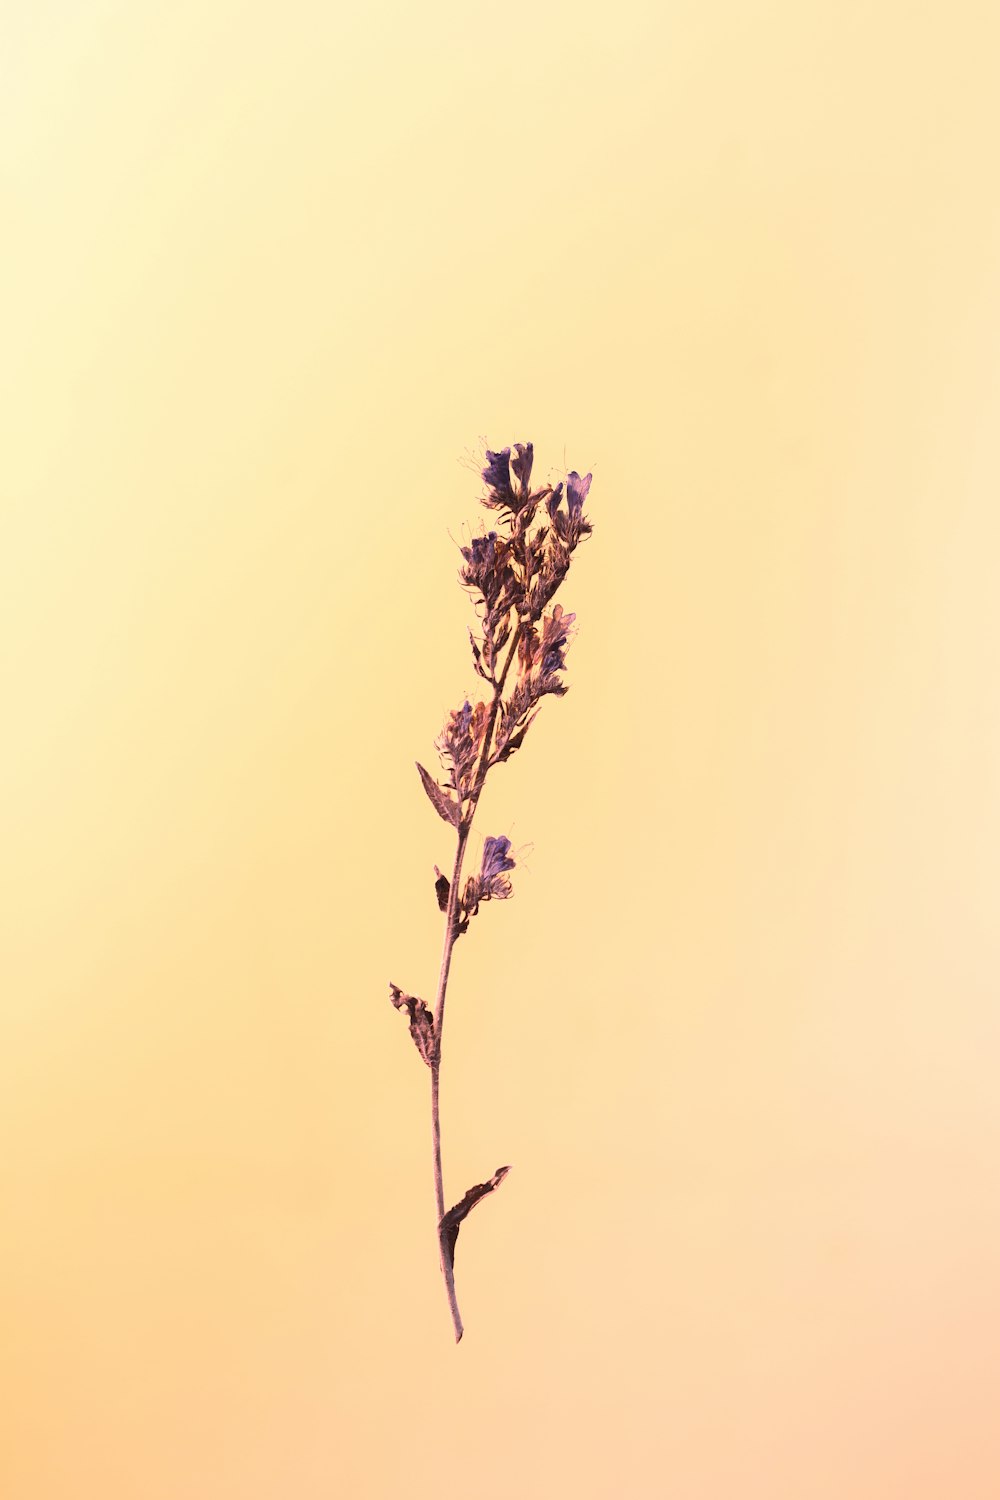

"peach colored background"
[4,3,999,1496]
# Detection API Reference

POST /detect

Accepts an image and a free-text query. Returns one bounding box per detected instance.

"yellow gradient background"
[3,3,999,1496]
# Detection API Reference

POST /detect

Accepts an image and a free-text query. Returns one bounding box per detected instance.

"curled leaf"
[416,762,460,826]
[389,983,438,1067]
[439,1164,512,1273]
[433,866,450,912]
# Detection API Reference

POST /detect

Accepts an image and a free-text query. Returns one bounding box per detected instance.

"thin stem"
[429,620,523,1342]
[430,823,468,1341]
[470,620,523,805]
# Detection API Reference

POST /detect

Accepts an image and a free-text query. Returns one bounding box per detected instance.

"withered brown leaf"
[389,983,438,1067]
[439,1164,512,1273]
[416,762,460,826]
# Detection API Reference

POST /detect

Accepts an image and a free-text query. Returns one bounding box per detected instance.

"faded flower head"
[459,529,499,598]
[566,470,592,517]
[468,440,593,769]
[444,442,595,774]
[480,834,516,891]
[537,602,575,675]
[481,447,516,512]
[461,834,516,918]
[510,442,533,497]
[480,443,540,516]
[547,470,593,546]
[459,529,515,615]
[511,602,576,696]
[463,530,499,572]
[435,698,490,796]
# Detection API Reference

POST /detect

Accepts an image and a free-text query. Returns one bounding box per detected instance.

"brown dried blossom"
[433,698,490,800]
[388,984,438,1068]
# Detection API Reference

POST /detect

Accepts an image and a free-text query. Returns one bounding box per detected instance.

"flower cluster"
[480,442,536,515]
[459,530,516,682]
[434,698,490,799]
[548,470,593,548]
[465,449,590,618]
[415,440,593,852]
[461,835,516,921]
[461,444,593,770]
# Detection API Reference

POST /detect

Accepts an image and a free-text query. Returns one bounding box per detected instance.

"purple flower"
[482,442,537,513]
[481,834,515,880]
[510,442,534,496]
[482,447,514,509]
[546,470,593,544]
[539,604,575,675]
[435,698,486,793]
[460,530,499,591]
[566,470,592,519]
[465,532,498,567]
[480,834,516,899]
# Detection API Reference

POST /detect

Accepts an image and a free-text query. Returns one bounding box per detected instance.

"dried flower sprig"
[390,442,593,1341]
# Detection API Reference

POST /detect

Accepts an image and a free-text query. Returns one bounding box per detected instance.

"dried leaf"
[416,762,460,827]
[433,866,450,912]
[494,713,537,764]
[469,629,489,681]
[389,983,438,1067]
[439,1165,512,1273]
[460,875,481,924]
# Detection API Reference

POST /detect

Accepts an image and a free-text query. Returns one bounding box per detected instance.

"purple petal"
[566,471,592,518]
[482,448,513,500]
[481,834,516,881]
[510,441,534,493]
